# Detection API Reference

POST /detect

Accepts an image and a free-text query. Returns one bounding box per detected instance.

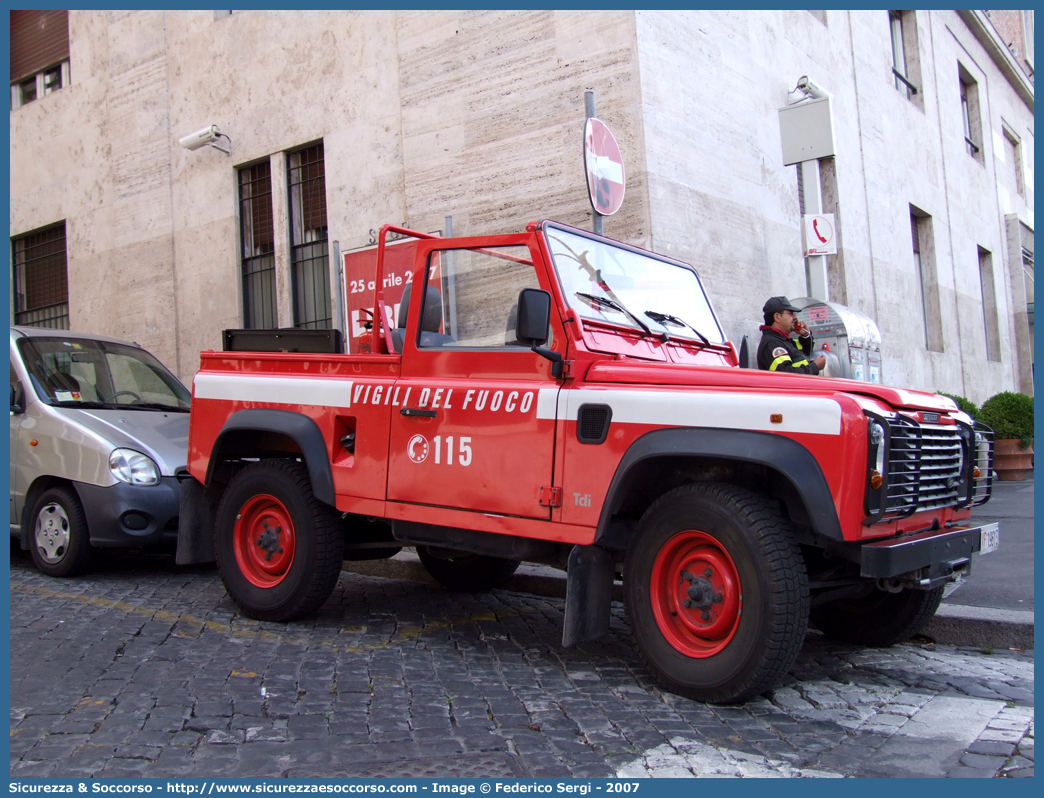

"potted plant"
[977,391,1034,481]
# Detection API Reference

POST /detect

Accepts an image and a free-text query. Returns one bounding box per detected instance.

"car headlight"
[109,448,160,486]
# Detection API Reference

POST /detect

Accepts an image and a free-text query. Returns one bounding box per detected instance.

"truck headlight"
[864,415,890,521]
[868,420,886,488]
[974,432,987,479]
[109,449,160,486]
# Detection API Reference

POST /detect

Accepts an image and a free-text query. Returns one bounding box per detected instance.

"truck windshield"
[545,225,725,343]
[17,336,191,411]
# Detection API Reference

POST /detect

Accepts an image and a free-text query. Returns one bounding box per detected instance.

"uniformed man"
[757,296,826,374]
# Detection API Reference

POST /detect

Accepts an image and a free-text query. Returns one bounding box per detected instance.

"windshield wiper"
[121,402,190,412]
[644,310,711,346]
[51,400,189,412]
[576,292,668,343]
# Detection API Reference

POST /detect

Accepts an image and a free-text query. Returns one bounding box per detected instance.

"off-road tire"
[215,459,343,621]
[810,586,944,647]
[29,486,93,577]
[417,546,520,592]
[626,482,809,704]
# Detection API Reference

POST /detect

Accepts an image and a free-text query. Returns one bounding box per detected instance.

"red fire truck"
[178,221,998,703]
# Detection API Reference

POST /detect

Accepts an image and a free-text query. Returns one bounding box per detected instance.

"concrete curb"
[343,553,1033,650]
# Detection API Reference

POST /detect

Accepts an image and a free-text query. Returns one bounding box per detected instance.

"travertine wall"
[633,9,1033,402]
[9,10,1033,402]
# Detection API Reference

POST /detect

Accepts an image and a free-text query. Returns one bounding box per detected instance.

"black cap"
[763,296,801,316]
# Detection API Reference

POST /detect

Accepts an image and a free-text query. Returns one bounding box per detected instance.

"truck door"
[387,236,562,520]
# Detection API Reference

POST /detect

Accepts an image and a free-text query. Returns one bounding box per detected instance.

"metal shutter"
[10,10,69,83]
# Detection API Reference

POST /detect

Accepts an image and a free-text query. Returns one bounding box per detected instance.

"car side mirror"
[515,288,565,378]
[11,383,24,414]
[515,288,551,347]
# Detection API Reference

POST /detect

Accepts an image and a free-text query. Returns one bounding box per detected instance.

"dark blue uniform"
[757,325,821,374]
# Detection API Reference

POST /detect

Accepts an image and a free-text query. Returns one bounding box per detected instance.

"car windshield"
[17,336,191,410]
[545,225,725,343]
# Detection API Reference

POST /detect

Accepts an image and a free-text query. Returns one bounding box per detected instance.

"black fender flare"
[594,427,843,546]
[206,409,336,507]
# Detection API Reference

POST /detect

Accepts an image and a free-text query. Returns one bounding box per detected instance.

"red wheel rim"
[233,494,296,588]
[650,530,742,657]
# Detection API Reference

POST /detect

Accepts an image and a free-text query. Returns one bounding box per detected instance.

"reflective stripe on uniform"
[769,354,792,371]
[792,359,809,368]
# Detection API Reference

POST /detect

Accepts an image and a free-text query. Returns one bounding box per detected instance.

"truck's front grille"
[885,418,964,517]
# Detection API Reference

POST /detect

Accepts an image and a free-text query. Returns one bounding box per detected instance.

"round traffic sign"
[584,118,626,216]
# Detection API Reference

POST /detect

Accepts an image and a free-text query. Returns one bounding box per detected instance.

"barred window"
[238,160,277,329]
[12,222,69,329]
[288,142,330,329]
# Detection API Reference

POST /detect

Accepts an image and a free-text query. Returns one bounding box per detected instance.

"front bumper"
[859,522,999,587]
[76,476,181,547]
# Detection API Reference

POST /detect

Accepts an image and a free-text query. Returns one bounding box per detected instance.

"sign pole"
[801,160,829,301]
[332,239,345,334]
[584,91,604,237]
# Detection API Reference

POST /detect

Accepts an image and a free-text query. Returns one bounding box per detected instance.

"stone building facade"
[9,10,1034,402]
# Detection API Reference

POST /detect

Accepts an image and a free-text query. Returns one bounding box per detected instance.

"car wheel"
[29,487,93,577]
[417,546,520,592]
[215,459,343,621]
[626,482,809,704]
[811,586,944,647]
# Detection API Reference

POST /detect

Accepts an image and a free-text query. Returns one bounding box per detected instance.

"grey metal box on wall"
[778,97,836,166]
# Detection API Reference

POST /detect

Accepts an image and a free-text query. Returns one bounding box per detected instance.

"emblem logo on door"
[407,434,429,464]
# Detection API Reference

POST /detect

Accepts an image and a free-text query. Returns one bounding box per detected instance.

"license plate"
[979,523,999,555]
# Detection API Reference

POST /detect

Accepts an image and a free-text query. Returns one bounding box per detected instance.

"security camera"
[179,125,223,151]
[796,76,831,101]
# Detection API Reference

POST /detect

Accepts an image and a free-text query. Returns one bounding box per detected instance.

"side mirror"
[516,288,565,377]
[515,288,551,347]
[11,383,24,414]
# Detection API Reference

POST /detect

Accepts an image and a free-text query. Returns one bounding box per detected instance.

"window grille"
[12,222,70,329]
[239,160,277,329]
[287,143,330,329]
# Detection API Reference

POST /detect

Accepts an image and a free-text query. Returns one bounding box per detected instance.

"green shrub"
[938,392,979,419]
[978,391,1034,448]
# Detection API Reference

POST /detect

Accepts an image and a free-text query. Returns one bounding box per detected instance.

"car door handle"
[400,407,437,418]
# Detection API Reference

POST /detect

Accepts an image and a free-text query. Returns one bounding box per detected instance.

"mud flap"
[175,476,218,565]
[562,544,615,647]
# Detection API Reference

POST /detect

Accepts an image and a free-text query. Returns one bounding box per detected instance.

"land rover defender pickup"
[177,221,997,703]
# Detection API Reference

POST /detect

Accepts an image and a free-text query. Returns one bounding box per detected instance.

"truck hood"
[583,361,957,413]
[57,407,190,475]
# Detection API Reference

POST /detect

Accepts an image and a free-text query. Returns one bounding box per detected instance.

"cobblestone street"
[9,549,1034,779]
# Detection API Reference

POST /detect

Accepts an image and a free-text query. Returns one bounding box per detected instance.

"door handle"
[400,407,437,418]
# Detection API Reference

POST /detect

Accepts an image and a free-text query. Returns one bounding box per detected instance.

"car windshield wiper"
[120,402,190,412]
[51,399,189,412]
[575,292,668,343]
[644,310,710,346]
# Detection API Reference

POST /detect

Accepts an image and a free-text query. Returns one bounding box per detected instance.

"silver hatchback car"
[10,326,191,576]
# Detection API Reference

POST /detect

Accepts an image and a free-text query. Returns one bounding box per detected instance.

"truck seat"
[391,284,455,351]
